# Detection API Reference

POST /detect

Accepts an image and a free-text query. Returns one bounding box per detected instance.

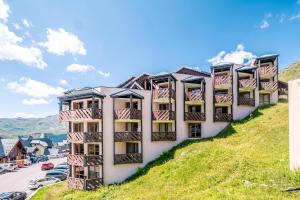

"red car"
[41,162,54,171]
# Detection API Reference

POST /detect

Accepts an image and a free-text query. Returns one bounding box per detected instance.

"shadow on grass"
[122,104,275,184]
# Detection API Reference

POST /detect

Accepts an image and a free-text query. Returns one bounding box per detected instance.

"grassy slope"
[279,60,300,82]
[32,102,300,200]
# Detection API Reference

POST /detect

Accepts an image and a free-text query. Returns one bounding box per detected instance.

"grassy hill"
[279,60,300,82]
[0,115,67,137]
[0,128,16,138]
[32,102,300,200]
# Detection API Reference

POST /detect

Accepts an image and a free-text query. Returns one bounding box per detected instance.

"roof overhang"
[110,89,144,99]
[58,87,106,102]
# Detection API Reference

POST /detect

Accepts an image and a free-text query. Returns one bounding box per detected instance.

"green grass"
[279,60,300,82]
[31,102,300,200]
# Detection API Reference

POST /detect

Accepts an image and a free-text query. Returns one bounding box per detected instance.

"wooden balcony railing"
[215,74,231,86]
[215,94,232,104]
[60,108,102,121]
[259,65,277,77]
[68,154,103,166]
[152,110,175,121]
[184,112,206,121]
[151,132,176,141]
[214,113,233,122]
[259,82,278,91]
[153,88,176,100]
[239,97,255,106]
[239,78,256,89]
[114,108,141,120]
[185,90,204,101]
[114,153,142,164]
[67,132,102,143]
[114,132,142,142]
[68,177,103,190]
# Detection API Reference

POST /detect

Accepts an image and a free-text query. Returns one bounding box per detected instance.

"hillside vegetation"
[32,102,300,200]
[279,60,300,82]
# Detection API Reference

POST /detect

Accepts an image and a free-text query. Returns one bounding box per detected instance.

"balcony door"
[125,122,138,132]
[239,92,250,98]
[88,165,101,179]
[88,144,100,155]
[189,123,201,138]
[87,122,99,132]
[74,143,84,155]
[259,94,270,105]
[125,102,138,109]
[188,105,201,113]
[87,100,99,109]
[126,142,139,154]
[159,104,170,110]
[73,102,83,109]
[74,166,84,178]
[215,107,228,114]
[73,123,83,132]
[159,123,171,132]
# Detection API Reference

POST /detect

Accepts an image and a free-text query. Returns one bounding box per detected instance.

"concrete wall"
[289,79,300,170]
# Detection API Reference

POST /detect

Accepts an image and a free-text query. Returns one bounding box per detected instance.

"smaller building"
[0,138,26,163]
[30,138,52,156]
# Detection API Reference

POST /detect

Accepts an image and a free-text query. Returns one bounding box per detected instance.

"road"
[0,157,67,196]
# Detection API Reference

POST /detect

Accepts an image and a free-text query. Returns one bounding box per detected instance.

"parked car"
[23,159,31,166]
[38,155,49,162]
[41,162,54,171]
[48,154,60,159]
[28,177,60,190]
[54,165,68,170]
[45,170,67,181]
[0,163,17,172]
[0,166,5,174]
[52,169,68,175]
[0,191,26,200]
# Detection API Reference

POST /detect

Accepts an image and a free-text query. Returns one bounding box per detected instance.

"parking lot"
[0,157,66,197]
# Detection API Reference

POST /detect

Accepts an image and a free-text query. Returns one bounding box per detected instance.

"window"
[159,104,169,110]
[74,143,84,155]
[87,122,98,132]
[73,123,83,132]
[189,124,201,138]
[125,122,138,132]
[74,166,84,178]
[89,166,101,178]
[88,100,99,109]
[215,107,228,114]
[88,144,100,155]
[188,105,201,113]
[126,143,139,154]
[259,94,270,105]
[159,123,170,132]
[239,92,250,98]
[73,102,83,109]
[125,102,138,109]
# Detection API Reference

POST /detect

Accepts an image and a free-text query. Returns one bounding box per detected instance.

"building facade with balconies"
[59,62,278,190]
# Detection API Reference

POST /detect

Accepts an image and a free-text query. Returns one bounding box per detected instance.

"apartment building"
[58,56,279,190]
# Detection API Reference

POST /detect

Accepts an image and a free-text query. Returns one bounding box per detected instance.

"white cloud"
[13,23,20,30]
[59,79,68,86]
[40,28,86,56]
[22,98,50,105]
[7,77,65,98]
[0,0,10,21]
[22,18,31,28]
[0,77,6,82]
[12,112,38,118]
[260,20,270,29]
[290,12,300,20]
[208,44,256,65]
[0,23,46,69]
[66,63,95,72]
[97,70,110,78]
[266,13,272,18]
[279,14,286,23]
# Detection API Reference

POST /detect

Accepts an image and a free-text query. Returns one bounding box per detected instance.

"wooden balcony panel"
[151,132,176,141]
[68,177,103,190]
[68,154,103,166]
[153,88,176,100]
[214,113,233,122]
[152,110,175,121]
[60,108,102,122]
[114,109,141,120]
[184,112,206,121]
[185,91,204,105]
[239,97,255,106]
[215,94,232,106]
[114,132,142,142]
[259,82,278,93]
[214,74,231,88]
[114,153,143,164]
[67,132,103,143]
[239,79,256,91]
[259,66,277,78]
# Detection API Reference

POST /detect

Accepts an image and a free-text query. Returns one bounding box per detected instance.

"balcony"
[68,154,103,166]
[68,177,103,190]
[60,108,102,122]
[184,112,206,122]
[259,82,278,94]
[114,153,143,164]
[153,88,176,103]
[114,108,141,122]
[259,65,277,79]
[185,90,204,105]
[152,110,175,122]
[214,113,232,122]
[239,97,255,106]
[214,74,231,89]
[114,132,142,142]
[239,78,256,92]
[215,94,232,106]
[67,132,102,143]
[151,132,176,141]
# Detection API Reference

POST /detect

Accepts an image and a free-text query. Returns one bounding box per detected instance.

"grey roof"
[236,65,257,72]
[26,146,37,154]
[181,76,205,84]
[256,54,278,59]
[58,87,106,102]
[0,139,19,157]
[111,89,144,99]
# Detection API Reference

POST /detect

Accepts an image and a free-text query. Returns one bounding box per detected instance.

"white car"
[0,166,5,174]
[0,163,17,172]
[24,159,32,166]
[28,177,60,190]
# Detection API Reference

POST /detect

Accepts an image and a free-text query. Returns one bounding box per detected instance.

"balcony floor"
[115,119,141,123]
[153,98,175,103]
[185,100,204,105]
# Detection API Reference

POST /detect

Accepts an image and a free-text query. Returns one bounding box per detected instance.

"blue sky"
[0,0,300,118]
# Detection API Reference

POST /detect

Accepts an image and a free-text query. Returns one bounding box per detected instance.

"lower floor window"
[126,142,139,154]
[259,94,270,104]
[189,124,201,138]
[88,165,101,179]
[74,166,84,178]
